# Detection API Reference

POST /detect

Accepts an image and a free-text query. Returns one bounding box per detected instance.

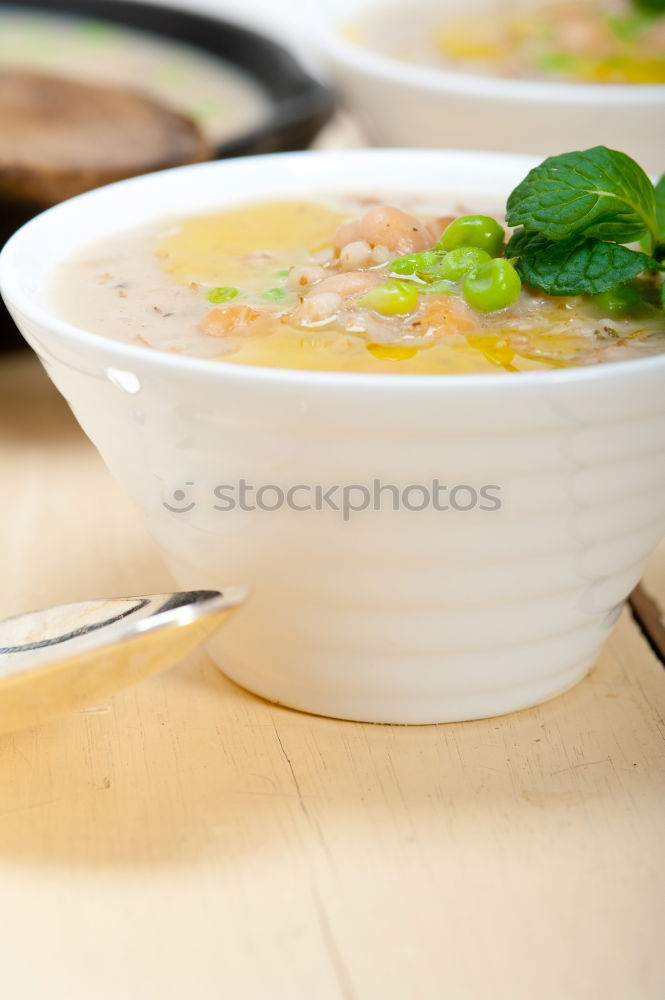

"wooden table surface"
[1,350,664,1000]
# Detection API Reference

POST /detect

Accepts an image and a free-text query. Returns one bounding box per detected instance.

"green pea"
[438,247,491,281]
[207,286,239,304]
[463,259,521,312]
[592,285,641,314]
[438,215,506,257]
[608,11,652,42]
[535,50,581,73]
[358,280,420,316]
[261,287,287,301]
[391,251,442,276]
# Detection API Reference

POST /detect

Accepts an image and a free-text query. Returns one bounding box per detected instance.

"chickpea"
[359,205,433,254]
[339,239,373,271]
[314,270,382,298]
[286,265,325,290]
[295,291,343,325]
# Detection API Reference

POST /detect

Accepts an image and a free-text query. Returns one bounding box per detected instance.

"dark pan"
[0,0,335,350]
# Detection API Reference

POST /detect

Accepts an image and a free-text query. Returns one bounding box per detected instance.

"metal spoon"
[0,588,248,735]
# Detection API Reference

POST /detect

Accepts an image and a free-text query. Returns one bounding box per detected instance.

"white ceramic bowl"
[2,149,665,724]
[317,0,665,172]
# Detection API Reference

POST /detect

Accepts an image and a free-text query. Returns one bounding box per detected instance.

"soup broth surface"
[351,0,665,84]
[54,197,665,375]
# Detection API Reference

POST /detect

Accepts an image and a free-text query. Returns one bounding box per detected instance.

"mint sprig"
[506,147,665,302]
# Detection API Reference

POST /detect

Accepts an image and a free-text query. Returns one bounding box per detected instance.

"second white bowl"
[317,0,665,172]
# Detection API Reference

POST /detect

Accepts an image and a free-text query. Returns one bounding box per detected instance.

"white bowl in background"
[2,149,665,723]
[316,0,665,172]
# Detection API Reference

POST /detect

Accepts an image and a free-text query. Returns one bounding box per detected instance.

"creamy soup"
[54,198,665,375]
[351,0,665,84]
[0,9,268,143]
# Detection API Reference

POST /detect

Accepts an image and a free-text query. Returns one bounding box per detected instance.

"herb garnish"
[655,174,665,236]
[631,0,665,14]
[506,147,665,303]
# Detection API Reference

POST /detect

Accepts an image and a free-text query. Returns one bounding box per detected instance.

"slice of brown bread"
[0,69,212,206]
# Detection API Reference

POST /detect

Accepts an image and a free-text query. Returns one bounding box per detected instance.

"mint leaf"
[655,175,665,238]
[632,0,665,12]
[506,147,658,245]
[513,235,651,296]
[506,228,550,257]
[651,176,665,263]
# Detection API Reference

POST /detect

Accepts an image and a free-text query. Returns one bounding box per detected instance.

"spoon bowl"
[0,588,248,734]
